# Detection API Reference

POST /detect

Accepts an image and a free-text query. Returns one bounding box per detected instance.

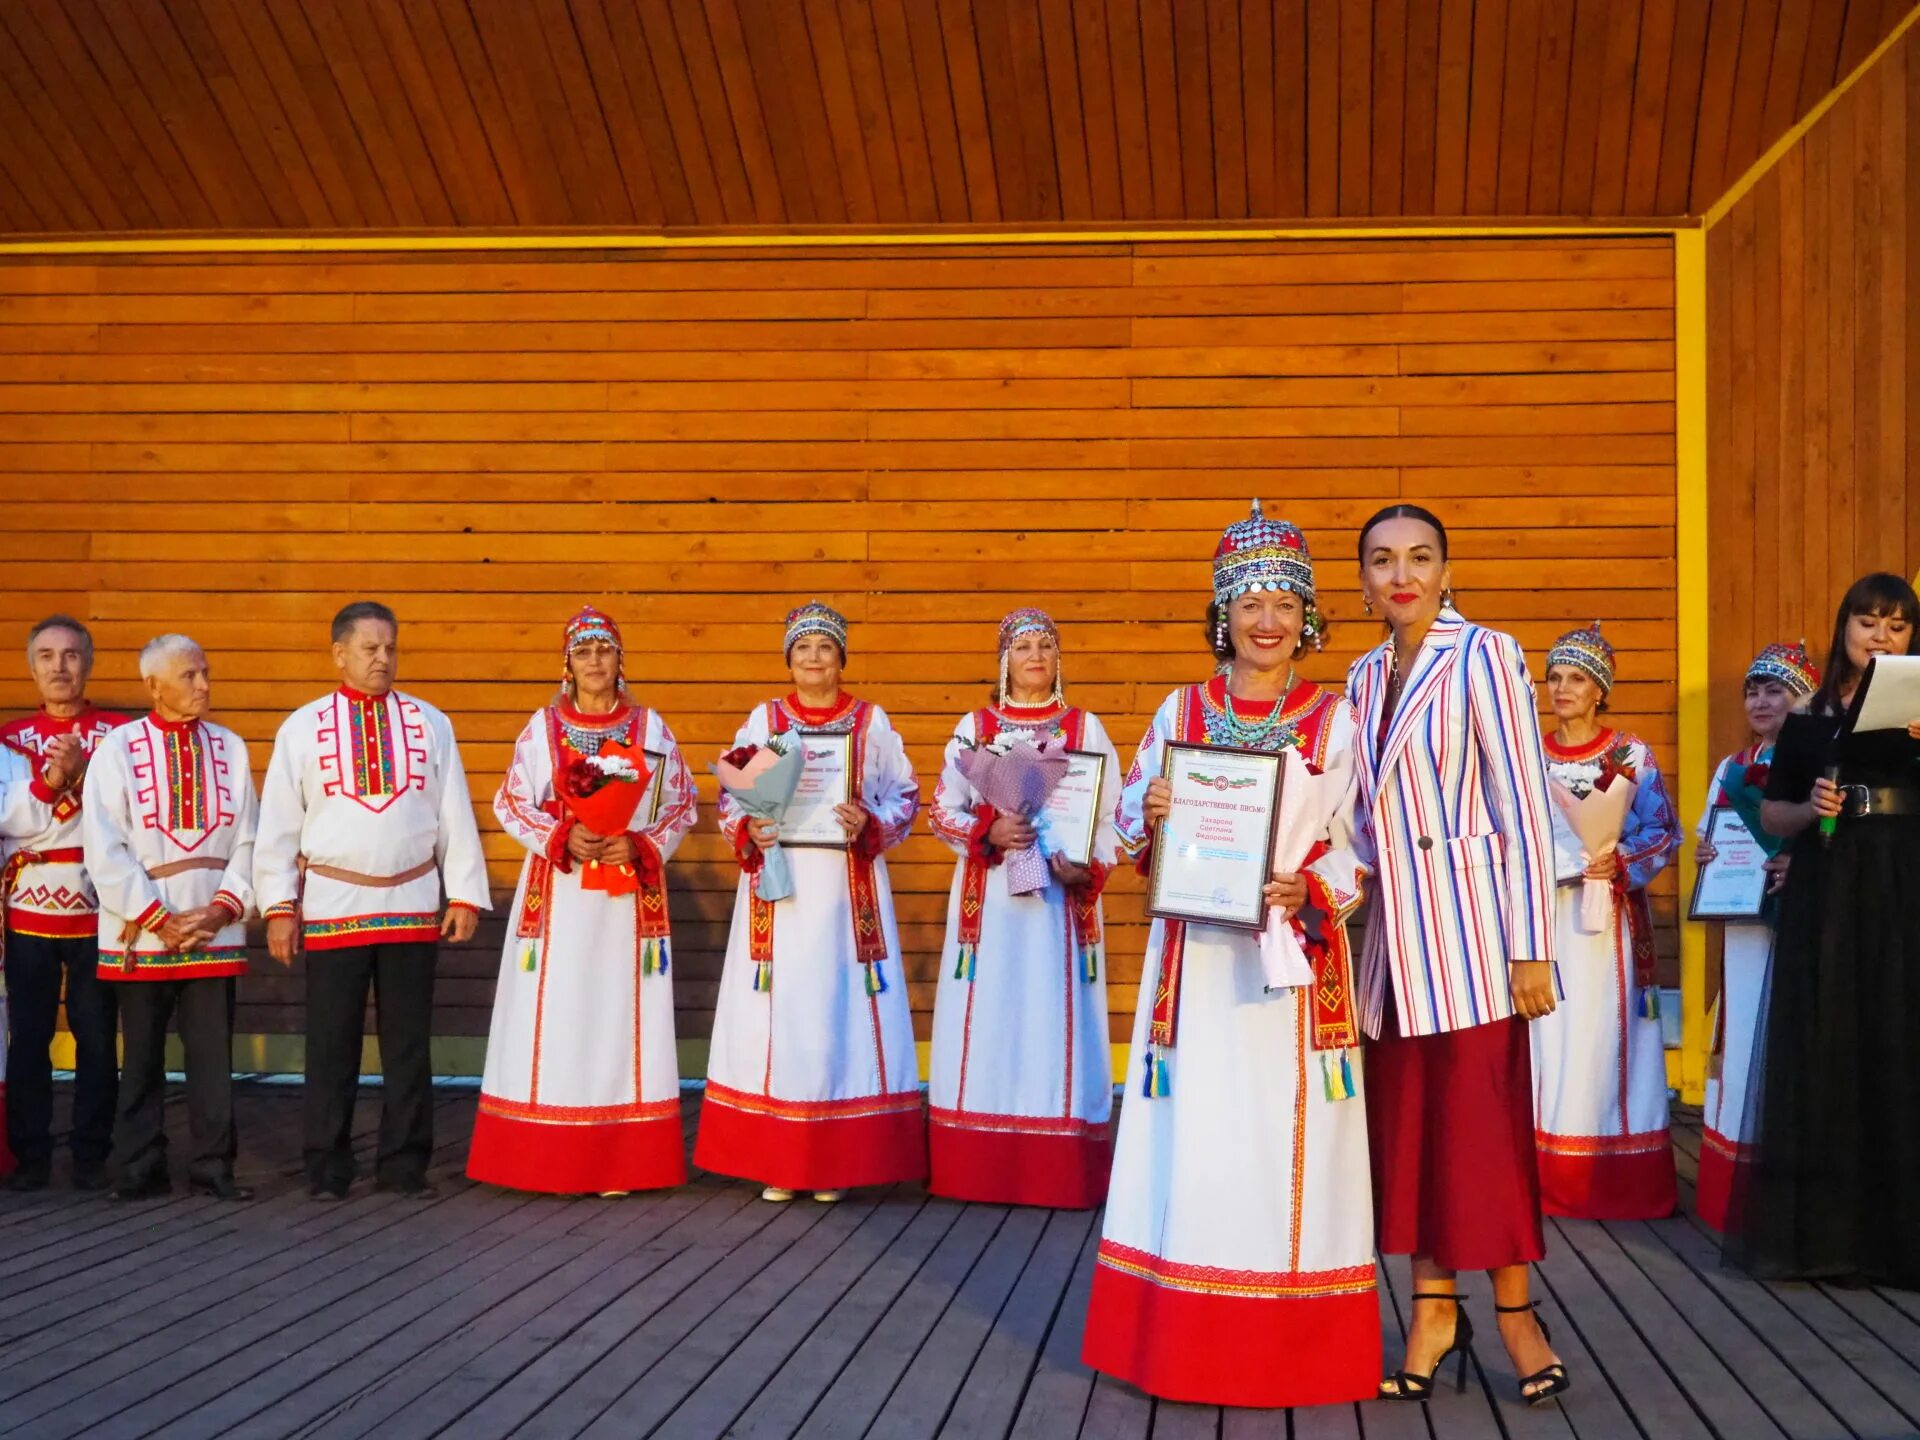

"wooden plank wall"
[0,235,1679,1063]
[1706,21,1918,759]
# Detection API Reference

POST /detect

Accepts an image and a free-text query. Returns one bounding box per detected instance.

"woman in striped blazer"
[1347,503,1569,1408]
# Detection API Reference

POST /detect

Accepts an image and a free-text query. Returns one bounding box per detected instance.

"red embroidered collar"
[994,700,1068,724]
[1205,673,1320,721]
[558,698,632,728]
[146,712,199,734]
[785,692,856,726]
[1544,727,1617,762]
[338,684,393,705]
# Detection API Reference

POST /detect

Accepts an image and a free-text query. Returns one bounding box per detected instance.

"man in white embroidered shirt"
[254,601,489,1199]
[82,635,257,1202]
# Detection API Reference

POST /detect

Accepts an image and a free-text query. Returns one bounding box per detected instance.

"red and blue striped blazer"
[1346,610,1558,1039]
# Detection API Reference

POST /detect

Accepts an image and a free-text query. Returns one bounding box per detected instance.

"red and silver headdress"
[1746,639,1818,699]
[562,605,624,692]
[784,600,849,659]
[996,607,1064,707]
[1210,500,1324,651]
[1548,621,1615,694]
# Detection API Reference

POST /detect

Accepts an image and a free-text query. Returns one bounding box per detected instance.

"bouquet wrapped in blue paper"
[714,734,805,902]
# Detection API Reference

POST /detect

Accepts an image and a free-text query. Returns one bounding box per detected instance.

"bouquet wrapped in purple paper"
[954,734,1072,894]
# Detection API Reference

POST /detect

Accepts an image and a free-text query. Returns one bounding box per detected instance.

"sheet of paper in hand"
[779,732,855,848]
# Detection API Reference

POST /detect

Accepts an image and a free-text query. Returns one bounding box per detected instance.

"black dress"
[1727,708,1920,1284]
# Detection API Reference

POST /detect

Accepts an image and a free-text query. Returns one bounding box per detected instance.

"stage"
[2,1084,1915,1439]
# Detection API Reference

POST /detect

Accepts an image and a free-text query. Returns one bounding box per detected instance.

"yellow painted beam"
[0,221,1685,258]
[1673,227,1711,1108]
[1704,2,1920,230]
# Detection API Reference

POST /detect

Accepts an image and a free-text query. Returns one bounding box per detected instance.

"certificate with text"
[1034,750,1107,868]
[1146,741,1284,931]
[1687,808,1770,920]
[779,732,855,848]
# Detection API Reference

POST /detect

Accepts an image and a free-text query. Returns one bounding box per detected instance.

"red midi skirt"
[1367,1011,1545,1272]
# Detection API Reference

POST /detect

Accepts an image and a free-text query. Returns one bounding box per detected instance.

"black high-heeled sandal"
[1495,1300,1571,1406]
[1379,1292,1475,1402]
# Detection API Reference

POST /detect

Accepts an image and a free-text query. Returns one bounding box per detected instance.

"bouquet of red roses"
[558,744,653,895]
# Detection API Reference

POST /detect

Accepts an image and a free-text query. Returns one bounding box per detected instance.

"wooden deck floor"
[3,1086,1918,1440]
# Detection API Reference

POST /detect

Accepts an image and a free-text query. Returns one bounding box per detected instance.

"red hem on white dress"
[693,1084,926,1191]
[1537,1141,1678,1220]
[1693,1133,1750,1233]
[466,1104,687,1193]
[1081,1256,1381,1408]
[927,1112,1111,1209]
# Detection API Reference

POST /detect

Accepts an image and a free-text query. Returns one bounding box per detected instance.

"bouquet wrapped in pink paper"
[1549,769,1637,933]
[713,734,805,903]
[955,734,1073,894]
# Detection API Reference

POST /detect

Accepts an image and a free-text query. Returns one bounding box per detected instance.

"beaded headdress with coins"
[1209,499,1325,653]
[996,607,1064,708]
[1746,639,1819,699]
[562,605,624,694]
[783,600,849,660]
[1547,621,1616,695]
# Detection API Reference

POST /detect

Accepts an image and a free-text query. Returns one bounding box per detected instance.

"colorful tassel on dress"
[519,943,538,973]
[1080,944,1100,984]
[1140,1049,1170,1098]
[641,938,669,976]
[1321,1049,1356,1102]
[864,962,887,997]
[752,960,771,993]
[953,942,976,981]
[1639,987,1661,1021]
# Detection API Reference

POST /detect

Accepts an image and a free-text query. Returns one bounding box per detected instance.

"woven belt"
[145,857,228,880]
[300,857,437,888]
[1839,785,1920,819]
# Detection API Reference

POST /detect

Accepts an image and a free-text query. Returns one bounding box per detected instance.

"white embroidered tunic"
[80,715,257,981]
[253,687,489,951]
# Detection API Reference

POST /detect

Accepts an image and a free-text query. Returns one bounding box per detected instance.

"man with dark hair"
[3,615,126,1191]
[254,601,488,1198]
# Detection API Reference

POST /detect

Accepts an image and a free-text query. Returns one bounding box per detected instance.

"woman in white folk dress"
[1530,623,1681,1220]
[1693,640,1816,1232]
[925,608,1120,1208]
[694,602,924,1203]
[1081,504,1379,1409]
[468,607,698,1196]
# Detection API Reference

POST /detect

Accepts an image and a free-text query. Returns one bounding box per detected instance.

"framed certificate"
[1687,808,1771,920]
[638,748,669,827]
[779,732,855,848]
[1034,750,1108,868]
[1146,741,1285,931]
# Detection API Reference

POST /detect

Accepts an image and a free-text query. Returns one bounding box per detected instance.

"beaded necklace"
[558,702,632,756]
[1200,670,1299,749]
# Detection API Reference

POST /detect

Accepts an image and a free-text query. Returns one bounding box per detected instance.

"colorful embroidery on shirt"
[303,911,440,946]
[348,694,398,798]
[163,725,209,832]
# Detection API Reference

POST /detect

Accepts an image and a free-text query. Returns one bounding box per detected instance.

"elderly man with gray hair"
[81,634,257,1201]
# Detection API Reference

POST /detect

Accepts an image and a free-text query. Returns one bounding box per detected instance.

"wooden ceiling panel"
[0,0,1909,234]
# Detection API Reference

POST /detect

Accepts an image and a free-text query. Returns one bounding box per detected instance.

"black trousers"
[304,942,436,1188]
[111,977,236,1186]
[4,929,119,1171]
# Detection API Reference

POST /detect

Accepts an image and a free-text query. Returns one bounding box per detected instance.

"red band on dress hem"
[466,1105,688,1194]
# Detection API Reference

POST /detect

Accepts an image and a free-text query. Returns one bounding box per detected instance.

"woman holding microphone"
[1739,574,1920,1286]
[1348,503,1568,1407]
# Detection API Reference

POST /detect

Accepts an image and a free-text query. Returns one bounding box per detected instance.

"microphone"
[1818,761,1842,846]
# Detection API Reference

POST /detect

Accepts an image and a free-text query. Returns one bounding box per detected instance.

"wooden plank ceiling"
[0,0,1906,235]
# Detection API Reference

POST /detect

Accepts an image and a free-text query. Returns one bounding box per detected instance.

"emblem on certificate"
[779,732,855,848]
[1687,808,1771,920]
[1146,741,1285,931]
[1034,750,1107,869]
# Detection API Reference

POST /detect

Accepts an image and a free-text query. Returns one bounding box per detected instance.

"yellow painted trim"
[0,221,1687,258]
[1674,228,1711,1108]
[1704,2,1920,229]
